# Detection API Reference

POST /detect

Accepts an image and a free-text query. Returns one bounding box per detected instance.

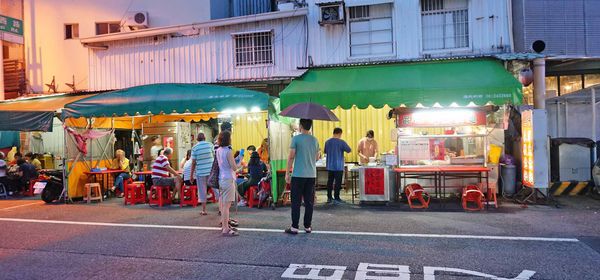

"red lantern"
[519,68,534,86]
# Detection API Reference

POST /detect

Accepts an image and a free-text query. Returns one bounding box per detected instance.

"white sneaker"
[237,200,247,207]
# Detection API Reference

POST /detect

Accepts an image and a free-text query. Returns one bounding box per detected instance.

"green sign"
[0,15,23,36]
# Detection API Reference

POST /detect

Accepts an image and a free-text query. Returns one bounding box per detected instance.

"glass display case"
[395,107,494,167]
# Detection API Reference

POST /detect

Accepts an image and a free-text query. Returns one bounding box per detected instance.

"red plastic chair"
[148,185,172,207]
[124,182,146,205]
[404,183,430,209]
[245,186,259,208]
[180,185,198,207]
[462,185,484,211]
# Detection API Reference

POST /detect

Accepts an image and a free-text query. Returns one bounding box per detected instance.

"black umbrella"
[279,102,339,121]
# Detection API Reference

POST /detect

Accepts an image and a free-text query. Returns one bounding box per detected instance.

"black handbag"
[207,154,220,189]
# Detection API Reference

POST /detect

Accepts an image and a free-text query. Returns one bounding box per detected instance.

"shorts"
[152,177,176,189]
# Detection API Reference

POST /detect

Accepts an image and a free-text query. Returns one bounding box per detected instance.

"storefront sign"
[0,15,23,35]
[522,111,534,187]
[397,110,486,128]
[0,15,23,44]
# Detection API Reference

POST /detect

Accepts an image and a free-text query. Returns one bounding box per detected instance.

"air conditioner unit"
[318,2,344,25]
[123,11,149,30]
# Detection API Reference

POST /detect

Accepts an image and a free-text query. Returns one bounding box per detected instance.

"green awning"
[280,59,523,109]
[62,83,270,119]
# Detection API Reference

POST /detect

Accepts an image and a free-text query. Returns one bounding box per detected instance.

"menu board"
[522,111,534,187]
[398,139,430,161]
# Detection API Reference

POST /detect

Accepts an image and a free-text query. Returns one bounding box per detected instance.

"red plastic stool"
[207,187,218,203]
[148,185,172,207]
[245,186,259,208]
[180,185,199,207]
[124,181,146,205]
[462,185,484,211]
[404,183,430,209]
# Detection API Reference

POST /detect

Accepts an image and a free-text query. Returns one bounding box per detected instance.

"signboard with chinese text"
[397,110,486,128]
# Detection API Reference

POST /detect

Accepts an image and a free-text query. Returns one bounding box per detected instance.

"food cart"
[279,58,524,205]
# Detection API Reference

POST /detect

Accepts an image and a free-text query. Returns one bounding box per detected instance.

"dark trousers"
[291,177,315,229]
[326,171,344,200]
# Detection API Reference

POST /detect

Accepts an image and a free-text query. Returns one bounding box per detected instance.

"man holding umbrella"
[280,102,339,235]
[285,119,319,234]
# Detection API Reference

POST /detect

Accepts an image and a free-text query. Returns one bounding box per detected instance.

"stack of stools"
[404,183,430,209]
[245,186,259,208]
[124,181,146,205]
[84,183,103,203]
[462,184,485,211]
[149,185,172,207]
[180,185,198,207]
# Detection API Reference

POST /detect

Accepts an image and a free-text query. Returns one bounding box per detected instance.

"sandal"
[229,220,239,227]
[199,211,208,216]
[222,229,239,237]
[305,227,312,234]
[285,227,299,235]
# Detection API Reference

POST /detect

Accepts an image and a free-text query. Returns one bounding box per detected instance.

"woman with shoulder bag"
[214,131,239,237]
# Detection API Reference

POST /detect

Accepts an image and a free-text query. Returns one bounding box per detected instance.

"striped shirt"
[191,141,214,177]
[151,155,171,178]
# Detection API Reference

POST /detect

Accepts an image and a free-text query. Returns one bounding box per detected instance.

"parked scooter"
[39,169,65,203]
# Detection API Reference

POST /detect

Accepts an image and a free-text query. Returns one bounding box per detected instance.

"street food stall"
[280,58,523,205]
[61,83,286,201]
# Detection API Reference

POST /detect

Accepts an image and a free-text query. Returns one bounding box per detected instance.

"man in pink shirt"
[357,130,378,164]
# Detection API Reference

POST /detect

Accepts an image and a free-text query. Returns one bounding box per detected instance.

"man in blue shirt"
[285,119,319,235]
[324,127,352,204]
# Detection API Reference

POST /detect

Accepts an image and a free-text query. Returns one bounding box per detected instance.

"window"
[559,75,583,95]
[421,0,469,51]
[65,24,79,39]
[349,4,394,57]
[584,74,600,88]
[233,31,273,67]
[95,22,121,35]
[546,76,558,97]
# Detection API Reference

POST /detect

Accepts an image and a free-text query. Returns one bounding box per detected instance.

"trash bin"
[501,164,517,195]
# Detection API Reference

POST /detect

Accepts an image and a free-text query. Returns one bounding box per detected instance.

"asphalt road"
[0,196,599,280]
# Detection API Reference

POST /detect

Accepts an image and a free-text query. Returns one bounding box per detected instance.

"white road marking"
[423,267,536,280]
[0,202,44,211]
[282,264,347,280]
[0,217,580,243]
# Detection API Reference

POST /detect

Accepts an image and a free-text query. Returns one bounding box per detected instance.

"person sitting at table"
[110,149,131,197]
[9,159,38,195]
[9,152,22,166]
[151,147,182,201]
[150,136,163,160]
[25,153,42,170]
[180,149,191,170]
[182,150,193,186]
[236,151,268,207]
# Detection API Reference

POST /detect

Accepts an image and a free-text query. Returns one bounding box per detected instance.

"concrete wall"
[23,0,214,93]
